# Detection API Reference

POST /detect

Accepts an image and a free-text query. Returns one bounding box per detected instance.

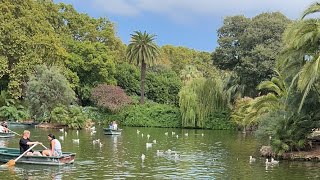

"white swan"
[141,154,145,161]
[59,128,64,132]
[271,158,279,164]
[249,156,256,163]
[153,140,157,144]
[147,134,150,139]
[156,150,164,156]
[76,130,79,136]
[146,143,152,148]
[72,139,79,144]
[59,136,64,141]
[165,132,168,136]
[185,133,188,136]
[172,132,175,135]
[137,130,140,134]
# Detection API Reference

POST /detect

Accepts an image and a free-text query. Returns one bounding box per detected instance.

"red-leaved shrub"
[91,84,132,112]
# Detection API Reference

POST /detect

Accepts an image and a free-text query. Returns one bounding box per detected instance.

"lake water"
[0,126,319,179]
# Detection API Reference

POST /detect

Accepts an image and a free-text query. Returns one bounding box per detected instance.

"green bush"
[83,106,111,122]
[0,105,30,122]
[111,102,181,128]
[51,105,89,129]
[203,111,236,130]
[115,63,182,106]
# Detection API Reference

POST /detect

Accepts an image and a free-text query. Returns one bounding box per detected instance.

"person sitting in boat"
[19,130,42,156]
[0,121,9,133]
[42,133,62,157]
[109,122,113,129]
[112,121,118,130]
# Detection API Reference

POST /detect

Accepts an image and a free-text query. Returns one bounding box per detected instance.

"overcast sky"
[54,0,315,52]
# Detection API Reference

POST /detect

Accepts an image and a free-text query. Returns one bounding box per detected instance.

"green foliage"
[51,105,89,129]
[213,13,291,96]
[203,111,236,130]
[83,106,110,122]
[110,102,181,128]
[0,105,29,122]
[256,111,320,155]
[145,65,182,105]
[115,63,182,106]
[179,77,229,128]
[26,65,76,121]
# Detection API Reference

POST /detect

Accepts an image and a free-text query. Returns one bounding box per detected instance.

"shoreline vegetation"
[1,0,320,161]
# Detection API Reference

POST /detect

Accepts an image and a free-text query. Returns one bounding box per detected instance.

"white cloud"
[92,0,139,16]
[88,0,315,22]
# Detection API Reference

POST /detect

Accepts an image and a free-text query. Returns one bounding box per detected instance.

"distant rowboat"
[0,132,15,138]
[0,148,76,166]
[103,128,122,135]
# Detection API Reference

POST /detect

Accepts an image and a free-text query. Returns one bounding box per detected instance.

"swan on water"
[249,156,256,163]
[141,154,145,161]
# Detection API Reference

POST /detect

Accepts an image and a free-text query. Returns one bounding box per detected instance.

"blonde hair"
[23,130,30,135]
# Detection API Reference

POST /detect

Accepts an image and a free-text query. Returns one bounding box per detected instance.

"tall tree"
[126,31,160,104]
[213,13,291,97]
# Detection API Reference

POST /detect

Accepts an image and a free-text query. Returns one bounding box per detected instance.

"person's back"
[52,139,62,156]
[113,123,118,130]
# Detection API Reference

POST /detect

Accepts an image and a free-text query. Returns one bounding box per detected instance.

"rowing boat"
[0,148,76,166]
[0,132,15,138]
[103,128,122,135]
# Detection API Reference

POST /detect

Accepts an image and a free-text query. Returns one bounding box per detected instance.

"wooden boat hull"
[0,148,75,166]
[0,132,15,138]
[103,128,122,135]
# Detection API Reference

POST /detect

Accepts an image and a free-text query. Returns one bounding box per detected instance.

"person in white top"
[112,121,118,130]
[42,133,62,156]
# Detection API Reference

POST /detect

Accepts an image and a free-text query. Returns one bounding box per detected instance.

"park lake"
[0,126,319,179]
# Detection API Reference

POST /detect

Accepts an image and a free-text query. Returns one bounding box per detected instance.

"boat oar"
[1,143,38,167]
[7,129,48,150]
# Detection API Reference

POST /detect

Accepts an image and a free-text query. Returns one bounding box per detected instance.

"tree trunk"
[140,61,146,104]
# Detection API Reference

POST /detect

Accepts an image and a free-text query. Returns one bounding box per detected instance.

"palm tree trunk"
[140,61,147,104]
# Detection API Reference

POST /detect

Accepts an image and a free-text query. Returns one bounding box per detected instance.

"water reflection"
[0,127,319,179]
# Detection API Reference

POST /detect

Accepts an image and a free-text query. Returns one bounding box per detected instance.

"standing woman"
[42,133,62,156]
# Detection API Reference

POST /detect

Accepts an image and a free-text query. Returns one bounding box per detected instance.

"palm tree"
[280,2,320,112]
[126,31,160,104]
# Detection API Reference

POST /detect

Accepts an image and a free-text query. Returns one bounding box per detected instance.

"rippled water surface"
[1,126,320,179]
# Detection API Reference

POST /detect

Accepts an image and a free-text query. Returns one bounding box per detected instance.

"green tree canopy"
[26,65,76,121]
[213,12,291,97]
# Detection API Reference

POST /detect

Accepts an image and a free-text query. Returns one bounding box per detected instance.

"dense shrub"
[26,65,76,121]
[111,102,181,128]
[0,105,30,122]
[91,84,132,112]
[115,63,182,106]
[51,105,90,129]
[203,111,236,130]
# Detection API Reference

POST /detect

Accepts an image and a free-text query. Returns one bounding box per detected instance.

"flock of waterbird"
[249,155,279,168]
[58,126,103,148]
[137,129,205,163]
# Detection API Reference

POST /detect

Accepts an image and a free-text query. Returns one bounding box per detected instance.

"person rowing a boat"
[0,121,9,133]
[19,130,42,156]
[42,133,62,157]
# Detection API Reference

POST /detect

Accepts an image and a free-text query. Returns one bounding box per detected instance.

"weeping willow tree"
[179,76,228,128]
